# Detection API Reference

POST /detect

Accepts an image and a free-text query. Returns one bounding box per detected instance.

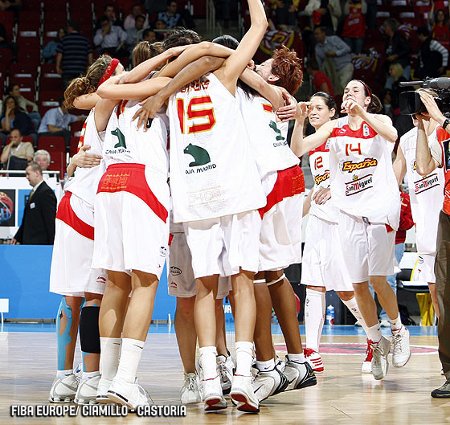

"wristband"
[442,118,450,131]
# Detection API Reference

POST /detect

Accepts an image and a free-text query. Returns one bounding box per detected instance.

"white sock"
[199,346,218,380]
[56,369,73,378]
[256,358,275,372]
[99,337,121,381]
[81,371,100,380]
[115,338,145,384]
[389,315,403,333]
[235,341,253,376]
[288,353,306,363]
[366,323,382,343]
[341,297,369,334]
[305,288,326,352]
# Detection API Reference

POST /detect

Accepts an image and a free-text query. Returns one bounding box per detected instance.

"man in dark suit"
[11,162,57,245]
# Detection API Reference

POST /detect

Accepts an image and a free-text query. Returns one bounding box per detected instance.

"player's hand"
[312,187,331,205]
[294,102,310,122]
[132,95,165,129]
[167,45,189,58]
[276,91,297,122]
[341,99,364,117]
[418,90,446,124]
[71,145,102,168]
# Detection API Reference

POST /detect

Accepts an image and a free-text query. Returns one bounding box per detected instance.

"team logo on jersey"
[414,173,440,194]
[184,143,216,174]
[345,174,373,196]
[111,128,127,149]
[170,266,182,276]
[363,124,370,137]
[269,121,287,147]
[314,171,330,186]
[342,157,378,173]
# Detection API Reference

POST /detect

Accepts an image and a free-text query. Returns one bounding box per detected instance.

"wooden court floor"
[0,330,449,425]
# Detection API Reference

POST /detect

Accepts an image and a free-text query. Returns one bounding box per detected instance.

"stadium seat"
[37,135,66,151]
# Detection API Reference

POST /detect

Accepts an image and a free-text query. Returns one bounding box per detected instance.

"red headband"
[98,58,120,87]
[356,79,372,98]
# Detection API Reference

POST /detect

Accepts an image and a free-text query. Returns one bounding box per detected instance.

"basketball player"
[393,113,444,318]
[48,55,125,404]
[295,92,371,374]
[291,80,411,380]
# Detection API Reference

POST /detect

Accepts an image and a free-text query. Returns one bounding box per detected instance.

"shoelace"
[218,362,230,383]
[392,333,403,354]
[185,376,197,392]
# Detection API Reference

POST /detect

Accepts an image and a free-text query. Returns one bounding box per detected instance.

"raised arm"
[73,93,101,110]
[416,116,439,175]
[240,68,285,109]
[364,113,398,143]
[214,0,268,93]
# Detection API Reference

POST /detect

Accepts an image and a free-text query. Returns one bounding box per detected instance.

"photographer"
[415,90,450,398]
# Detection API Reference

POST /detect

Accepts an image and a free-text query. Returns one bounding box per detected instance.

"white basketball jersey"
[65,109,106,207]
[308,141,339,223]
[237,90,299,179]
[103,101,169,179]
[400,126,444,254]
[329,117,400,229]
[167,72,266,222]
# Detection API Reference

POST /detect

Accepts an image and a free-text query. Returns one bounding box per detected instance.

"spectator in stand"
[124,3,149,30]
[37,100,83,149]
[11,162,57,245]
[103,3,123,27]
[153,19,168,40]
[306,57,335,96]
[0,128,33,170]
[341,0,366,54]
[314,26,353,93]
[43,28,66,63]
[269,0,298,29]
[56,21,93,89]
[416,26,448,78]
[94,16,128,57]
[383,18,411,86]
[305,0,341,33]
[34,149,51,171]
[157,1,183,29]
[379,188,414,326]
[9,84,41,132]
[126,14,146,50]
[0,96,34,146]
[142,28,157,43]
[430,7,450,50]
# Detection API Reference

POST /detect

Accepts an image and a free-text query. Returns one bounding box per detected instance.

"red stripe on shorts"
[56,192,94,240]
[259,165,305,218]
[97,163,168,223]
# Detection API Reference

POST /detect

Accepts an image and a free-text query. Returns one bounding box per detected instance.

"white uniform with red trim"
[92,101,170,277]
[50,110,106,296]
[328,117,400,281]
[238,90,304,271]
[167,73,265,278]
[401,126,444,283]
[301,141,353,290]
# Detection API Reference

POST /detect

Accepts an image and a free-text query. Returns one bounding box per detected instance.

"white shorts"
[184,210,261,278]
[301,214,353,291]
[92,164,169,278]
[338,211,395,282]
[50,192,106,297]
[411,253,436,284]
[168,231,231,298]
[259,167,304,271]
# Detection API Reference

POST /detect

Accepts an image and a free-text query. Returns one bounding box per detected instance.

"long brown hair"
[64,55,114,108]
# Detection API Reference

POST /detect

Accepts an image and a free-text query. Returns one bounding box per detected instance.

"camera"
[399,77,450,116]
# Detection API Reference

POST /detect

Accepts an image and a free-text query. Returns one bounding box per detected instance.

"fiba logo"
[0,192,14,223]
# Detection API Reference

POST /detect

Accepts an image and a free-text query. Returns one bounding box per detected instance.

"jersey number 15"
[177,96,216,134]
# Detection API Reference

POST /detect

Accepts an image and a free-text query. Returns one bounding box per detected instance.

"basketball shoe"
[217,354,234,395]
[107,377,151,410]
[230,375,259,413]
[96,377,112,403]
[180,373,201,404]
[252,362,288,402]
[370,336,391,380]
[304,348,324,373]
[392,326,411,368]
[201,376,227,411]
[75,373,101,405]
[284,356,317,391]
[49,373,79,403]
[361,339,373,373]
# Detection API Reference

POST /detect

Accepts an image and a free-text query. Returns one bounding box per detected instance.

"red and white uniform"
[92,102,170,277]
[301,140,353,290]
[400,127,444,284]
[238,90,304,271]
[167,73,265,278]
[328,117,400,281]
[430,126,450,216]
[50,110,106,296]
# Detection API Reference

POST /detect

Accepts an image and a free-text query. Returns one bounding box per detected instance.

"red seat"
[38,135,66,151]
[39,100,60,116]
[48,150,67,177]
[69,136,80,156]
[69,120,84,135]
[39,74,64,91]
[0,11,15,41]
[0,48,13,68]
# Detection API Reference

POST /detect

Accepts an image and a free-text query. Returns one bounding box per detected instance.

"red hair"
[271,46,303,95]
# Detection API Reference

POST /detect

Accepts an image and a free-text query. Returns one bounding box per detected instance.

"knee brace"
[79,306,101,354]
[266,273,285,287]
[56,297,73,370]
